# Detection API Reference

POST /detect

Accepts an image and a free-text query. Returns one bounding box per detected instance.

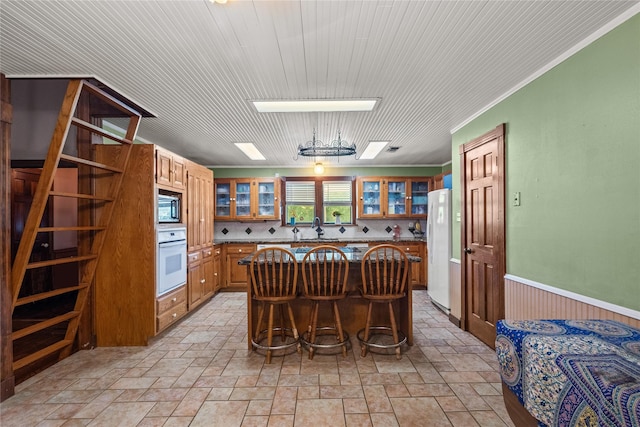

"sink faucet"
[312,217,324,239]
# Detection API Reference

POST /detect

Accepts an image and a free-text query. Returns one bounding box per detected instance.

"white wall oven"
[157,191,181,223]
[157,227,187,296]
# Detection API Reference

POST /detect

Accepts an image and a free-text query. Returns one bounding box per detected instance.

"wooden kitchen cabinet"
[95,144,157,345]
[373,241,427,288]
[95,144,215,346]
[214,178,280,221]
[187,162,214,253]
[431,172,451,190]
[156,147,186,190]
[186,161,215,309]
[358,177,431,219]
[224,243,256,290]
[213,245,222,293]
[188,249,214,309]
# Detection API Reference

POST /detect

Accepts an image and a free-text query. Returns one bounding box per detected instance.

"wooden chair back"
[361,244,409,298]
[301,245,349,299]
[250,247,298,300]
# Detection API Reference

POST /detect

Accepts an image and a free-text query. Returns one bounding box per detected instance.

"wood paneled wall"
[1,74,16,400]
[505,276,640,329]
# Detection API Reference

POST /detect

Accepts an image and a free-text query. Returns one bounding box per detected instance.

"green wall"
[211,166,444,179]
[451,14,640,311]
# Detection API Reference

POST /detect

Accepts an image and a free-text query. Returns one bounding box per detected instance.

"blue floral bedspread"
[495,320,640,427]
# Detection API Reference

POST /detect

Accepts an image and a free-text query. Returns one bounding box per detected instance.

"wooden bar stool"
[358,244,409,359]
[300,245,350,359]
[250,247,301,363]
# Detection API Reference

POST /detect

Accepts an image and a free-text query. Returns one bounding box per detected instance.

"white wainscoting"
[504,274,640,329]
[449,259,461,323]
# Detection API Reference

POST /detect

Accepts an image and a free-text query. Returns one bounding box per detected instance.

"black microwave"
[158,192,181,223]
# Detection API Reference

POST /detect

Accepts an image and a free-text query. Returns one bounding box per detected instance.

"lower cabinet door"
[188,261,203,307]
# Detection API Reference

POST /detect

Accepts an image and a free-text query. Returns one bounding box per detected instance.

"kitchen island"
[239,246,421,351]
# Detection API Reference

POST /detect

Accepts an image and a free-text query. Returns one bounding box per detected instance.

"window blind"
[286,181,315,203]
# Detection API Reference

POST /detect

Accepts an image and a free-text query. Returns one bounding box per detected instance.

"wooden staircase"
[10,79,141,371]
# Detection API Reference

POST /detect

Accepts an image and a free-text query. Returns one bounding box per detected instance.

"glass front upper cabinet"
[409,179,429,217]
[234,181,252,219]
[359,178,383,217]
[214,181,231,218]
[214,178,280,221]
[256,181,275,217]
[386,180,407,217]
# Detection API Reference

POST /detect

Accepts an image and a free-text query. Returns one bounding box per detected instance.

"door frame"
[459,123,506,335]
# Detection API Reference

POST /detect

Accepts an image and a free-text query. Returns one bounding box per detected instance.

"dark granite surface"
[237,246,422,265]
[217,237,426,245]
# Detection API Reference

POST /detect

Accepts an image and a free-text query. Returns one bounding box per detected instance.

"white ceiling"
[1,0,638,168]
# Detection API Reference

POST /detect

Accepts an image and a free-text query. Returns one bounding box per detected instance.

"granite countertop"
[216,237,426,245]
[237,246,422,265]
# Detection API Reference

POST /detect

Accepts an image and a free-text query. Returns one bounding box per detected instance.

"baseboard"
[448,313,460,328]
[0,376,15,402]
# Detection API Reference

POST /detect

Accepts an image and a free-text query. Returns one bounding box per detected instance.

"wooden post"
[0,74,16,400]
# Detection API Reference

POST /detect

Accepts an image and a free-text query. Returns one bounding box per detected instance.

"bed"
[495,319,640,426]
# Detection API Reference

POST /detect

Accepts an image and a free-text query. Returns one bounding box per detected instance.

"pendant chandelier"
[296,129,356,159]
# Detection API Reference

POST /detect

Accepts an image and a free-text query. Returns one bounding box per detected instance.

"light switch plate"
[513,192,521,206]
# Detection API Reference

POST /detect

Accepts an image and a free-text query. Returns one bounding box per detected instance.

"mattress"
[496,319,640,427]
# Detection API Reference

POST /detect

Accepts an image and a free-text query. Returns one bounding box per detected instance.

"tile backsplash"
[214,218,426,242]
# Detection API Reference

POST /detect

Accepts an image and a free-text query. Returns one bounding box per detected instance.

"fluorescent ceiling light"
[234,142,266,160]
[359,141,389,160]
[252,99,378,113]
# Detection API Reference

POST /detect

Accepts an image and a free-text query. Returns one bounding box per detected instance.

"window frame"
[281,176,356,226]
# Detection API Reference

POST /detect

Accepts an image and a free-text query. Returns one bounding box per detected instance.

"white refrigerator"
[427,188,451,313]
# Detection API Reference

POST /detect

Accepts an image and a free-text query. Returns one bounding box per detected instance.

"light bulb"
[314,163,324,174]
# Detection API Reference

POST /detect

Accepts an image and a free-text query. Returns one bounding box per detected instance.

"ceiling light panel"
[234,142,266,160]
[252,99,379,113]
[359,141,389,160]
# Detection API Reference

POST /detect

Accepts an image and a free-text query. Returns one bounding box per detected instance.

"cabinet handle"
[207,251,212,255]
[200,218,205,222]
[172,297,177,302]
[274,196,278,200]
[172,313,177,318]
[239,249,242,252]
[214,272,218,276]
[200,279,206,284]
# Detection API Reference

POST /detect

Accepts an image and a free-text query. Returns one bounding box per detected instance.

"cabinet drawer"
[156,301,188,332]
[202,247,214,258]
[188,251,201,264]
[226,244,255,254]
[156,286,187,314]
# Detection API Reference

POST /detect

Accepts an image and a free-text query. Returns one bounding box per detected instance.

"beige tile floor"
[0,290,515,427]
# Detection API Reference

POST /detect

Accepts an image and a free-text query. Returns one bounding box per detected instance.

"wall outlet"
[513,192,521,206]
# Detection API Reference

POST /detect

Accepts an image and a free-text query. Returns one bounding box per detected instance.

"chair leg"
[332,301,347,358]
[308,301,319,360]
[254,303,265,346]
[266,303,275,364]
[388,301,401,360]
[279,304,287,341]
[286,302,301,354]
[361,301,373,358]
